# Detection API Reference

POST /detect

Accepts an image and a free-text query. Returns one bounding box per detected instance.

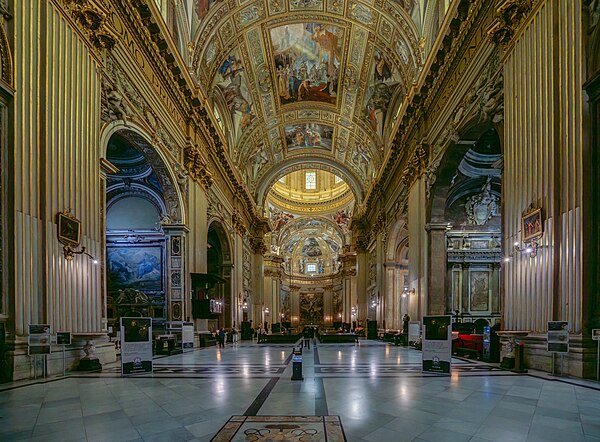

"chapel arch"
[207,219,233,329]
[426,123,503,325]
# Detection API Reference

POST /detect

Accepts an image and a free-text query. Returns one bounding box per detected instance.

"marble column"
[162,225,189,322]
[426,223,450,315]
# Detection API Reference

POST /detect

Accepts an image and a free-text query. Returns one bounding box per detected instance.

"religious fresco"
[365,48,403,137]
[270,207,294,231]
[184,0,218,38]
[270,23,344,105]
[213,52,255,142]
[302,237,322,257]
[284,123,333,150]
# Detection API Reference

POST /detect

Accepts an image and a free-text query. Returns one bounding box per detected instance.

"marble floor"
[1,340,600,441]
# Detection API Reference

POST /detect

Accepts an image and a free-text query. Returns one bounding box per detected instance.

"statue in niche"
[465,177,499,226]
[299,258,305,274]
[318,258,324,274]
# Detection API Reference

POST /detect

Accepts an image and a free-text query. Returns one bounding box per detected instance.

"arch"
[207,219,232,265]
[100,121,186,224]
[256,156,365,208]
[207,219,233,328]
[386,217,408,262]
[428,123,501,223]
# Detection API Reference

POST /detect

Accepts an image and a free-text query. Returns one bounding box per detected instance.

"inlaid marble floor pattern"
[1,341,599,441]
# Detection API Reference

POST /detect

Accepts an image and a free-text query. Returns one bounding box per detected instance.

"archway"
[207,220,232,330]
[104,130,173,337]
[384,217,409,330]
[427,126,503,326]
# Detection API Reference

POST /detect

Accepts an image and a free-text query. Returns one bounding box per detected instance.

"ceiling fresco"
[178,0,428,206]
[270,23,344,105]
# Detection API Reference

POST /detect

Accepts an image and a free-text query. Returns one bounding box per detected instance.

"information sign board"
[120,317,153,374]
[28,324,51,355]
[408,321,420,344]
[547,321,569,353]
[592,329,600,341]
[56,332,71,345]
[422,316,452,374]
[182,322,194,351]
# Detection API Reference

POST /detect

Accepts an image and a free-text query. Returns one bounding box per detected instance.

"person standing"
[218,328,226,348]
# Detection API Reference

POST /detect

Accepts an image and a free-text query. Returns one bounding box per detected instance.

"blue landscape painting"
[107,246,163,291]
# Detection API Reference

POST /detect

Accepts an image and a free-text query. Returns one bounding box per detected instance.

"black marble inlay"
[244,377,280,416]
[315,377,328,416]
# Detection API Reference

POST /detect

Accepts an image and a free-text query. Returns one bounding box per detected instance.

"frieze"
[447,250,503,263]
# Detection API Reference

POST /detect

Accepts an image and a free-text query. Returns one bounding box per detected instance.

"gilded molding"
[62,0,118,50]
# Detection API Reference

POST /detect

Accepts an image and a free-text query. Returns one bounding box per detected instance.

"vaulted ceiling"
[161,1,449,210]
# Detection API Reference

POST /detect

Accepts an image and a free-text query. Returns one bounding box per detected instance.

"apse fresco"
[270,23,344,105]
[213,52,255,141]
[285,123,333,150]
[365,48,403,137]
[302,238,322,257]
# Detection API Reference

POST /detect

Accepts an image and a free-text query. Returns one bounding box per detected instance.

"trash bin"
[291,348,303,381]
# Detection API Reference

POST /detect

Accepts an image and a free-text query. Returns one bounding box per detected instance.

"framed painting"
[107,245,163,291]
[469,269,491,312]
[522,208,543,243]
[56,212,81,247]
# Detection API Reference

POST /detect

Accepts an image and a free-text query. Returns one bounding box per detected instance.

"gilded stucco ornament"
[62,0,118,50]
[487,0,538,47]
[425,155,442,200]
[184,143,213,190]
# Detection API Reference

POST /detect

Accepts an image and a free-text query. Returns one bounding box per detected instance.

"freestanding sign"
[422,316,452,374]
[120,317,153,375]
[547,321,569,353]
[28,324,51,355]
[56,332,71,376]
[408,321,420,345]
[182,322,194,351]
